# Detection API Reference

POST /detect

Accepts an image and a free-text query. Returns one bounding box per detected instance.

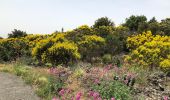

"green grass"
[0,63,63,100]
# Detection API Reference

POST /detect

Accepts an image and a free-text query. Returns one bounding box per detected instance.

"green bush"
[91,80,132,100]
[102,54,112,64]
[0,38,29,61]
[78,35,105,61]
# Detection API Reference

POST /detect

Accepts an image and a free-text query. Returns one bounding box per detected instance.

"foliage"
[32,33,67,64]
[93,17,115,28]
[8,29,27,38]
[73,67,85,78]
[32,38,54,61]
[66,25,95,42]
[160,18,170,36]
[126,31,170,69]
[0,64,64,100]
[123,15,147,32]
[160,55,170,69]
[94,26,114,38]
[102,54,112,64]
[106,26,129,54]
[0,38,29,61]
[147,17,160,35]
[78,35,105,61]
[24,34,48,48]
[1,16,170,66]
[42,42,80,65]
[91,80,132,100]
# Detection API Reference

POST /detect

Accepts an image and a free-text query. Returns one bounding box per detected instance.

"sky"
[0,0,170,38]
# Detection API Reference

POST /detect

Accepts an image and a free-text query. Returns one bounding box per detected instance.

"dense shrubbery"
[42,42,80,65]
[0,16,170,68]
[0,34,47,62]
[91,80,132,100]
[78,35,105,61]
[0,38,29,61]
[8,29,27,38]
[126,31,170,69]
[1,16,170,100]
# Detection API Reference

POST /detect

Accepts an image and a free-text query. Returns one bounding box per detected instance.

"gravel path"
[0,72,40,100]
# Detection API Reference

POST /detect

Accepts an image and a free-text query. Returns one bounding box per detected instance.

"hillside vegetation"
[0,16,170,100]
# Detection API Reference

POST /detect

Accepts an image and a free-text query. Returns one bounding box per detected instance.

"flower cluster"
[53,89,116,100]
[126,31,170,69]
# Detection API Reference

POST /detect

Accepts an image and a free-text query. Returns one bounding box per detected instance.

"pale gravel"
[0,72,40,100]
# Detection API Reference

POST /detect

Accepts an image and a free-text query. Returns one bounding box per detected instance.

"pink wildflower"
[52,97,60,100]
[163,96,169,100]
[66,88,71,93]
[71,96,74,100]
[93,92,100,98]
[59,89,65,96]
[94,79,100,84]
[96,97,102,100]
[113,66,119,73]
[88,91,94,97]
[76,92,82,100]
[124,79,128,84]
[111,97,115,100]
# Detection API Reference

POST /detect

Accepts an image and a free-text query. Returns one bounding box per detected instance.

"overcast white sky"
[0,0,170,37]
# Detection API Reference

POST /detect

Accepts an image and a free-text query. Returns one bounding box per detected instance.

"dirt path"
[0,72,40,100]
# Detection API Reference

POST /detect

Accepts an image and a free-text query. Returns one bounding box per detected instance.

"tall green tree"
[123,15,147,32]
[160,18,170,36]
[147,17,160,35]
[93,17,115,28]
[8,29,27,38]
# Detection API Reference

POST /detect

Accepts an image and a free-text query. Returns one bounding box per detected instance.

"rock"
[158,84,164,91]
[166,71,170,77]
[134,71,170,100]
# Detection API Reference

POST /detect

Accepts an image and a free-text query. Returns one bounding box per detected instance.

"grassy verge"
[0,62,159,100]
[0,63,63,100]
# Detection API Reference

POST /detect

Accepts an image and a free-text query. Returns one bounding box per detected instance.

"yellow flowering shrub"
[78,35,105,60]
[65,25,95,42]
[32,33,67,61]
[42,42,80,65]
[23,34,48,48]
[126,31,170,69]
[160,55,170,69]
[127,31,153,50]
